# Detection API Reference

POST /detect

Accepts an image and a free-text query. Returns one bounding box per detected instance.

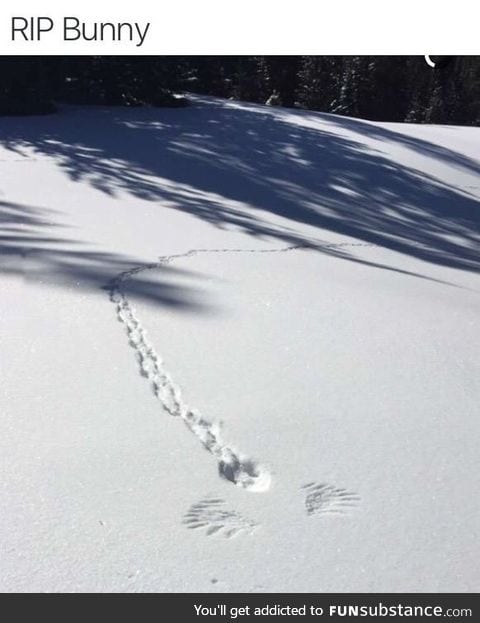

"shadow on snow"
[1,96,479,307]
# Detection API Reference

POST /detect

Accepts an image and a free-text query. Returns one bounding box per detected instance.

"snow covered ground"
[1,96,479,592]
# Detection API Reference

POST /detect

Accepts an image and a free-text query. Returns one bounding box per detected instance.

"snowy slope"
[1,96,479,592]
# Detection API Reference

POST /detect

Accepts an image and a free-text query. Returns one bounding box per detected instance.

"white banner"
[0,0,479,55]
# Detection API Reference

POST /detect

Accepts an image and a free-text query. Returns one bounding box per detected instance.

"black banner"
[3,593,478,621]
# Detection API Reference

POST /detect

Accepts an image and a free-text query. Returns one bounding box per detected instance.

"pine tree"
[0,57,56,115]
[297,56,343,111]
[1,55,480,125]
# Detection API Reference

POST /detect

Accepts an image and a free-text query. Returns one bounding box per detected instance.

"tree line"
[1,56,479,124]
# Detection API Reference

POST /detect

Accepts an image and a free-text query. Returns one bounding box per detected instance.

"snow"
[0,96,479,592]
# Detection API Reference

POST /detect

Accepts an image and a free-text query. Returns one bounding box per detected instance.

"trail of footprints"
[109,246,362,537]
[109,249,274,493]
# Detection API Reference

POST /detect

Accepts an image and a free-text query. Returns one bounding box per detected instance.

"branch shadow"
[0,200,212,313]
[1,96,479,285]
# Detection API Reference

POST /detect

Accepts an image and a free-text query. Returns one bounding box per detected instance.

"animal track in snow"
[109,244,371,494]
[108,247,305,493]
[302,482,360,516]
[183,498,257,537]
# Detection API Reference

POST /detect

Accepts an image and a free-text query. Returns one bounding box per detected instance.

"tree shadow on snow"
[0,199,211,313]
[1,96,479,294]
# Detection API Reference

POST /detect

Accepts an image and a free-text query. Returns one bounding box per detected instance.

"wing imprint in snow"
[302,482,360,516]
[183,498,257,538]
